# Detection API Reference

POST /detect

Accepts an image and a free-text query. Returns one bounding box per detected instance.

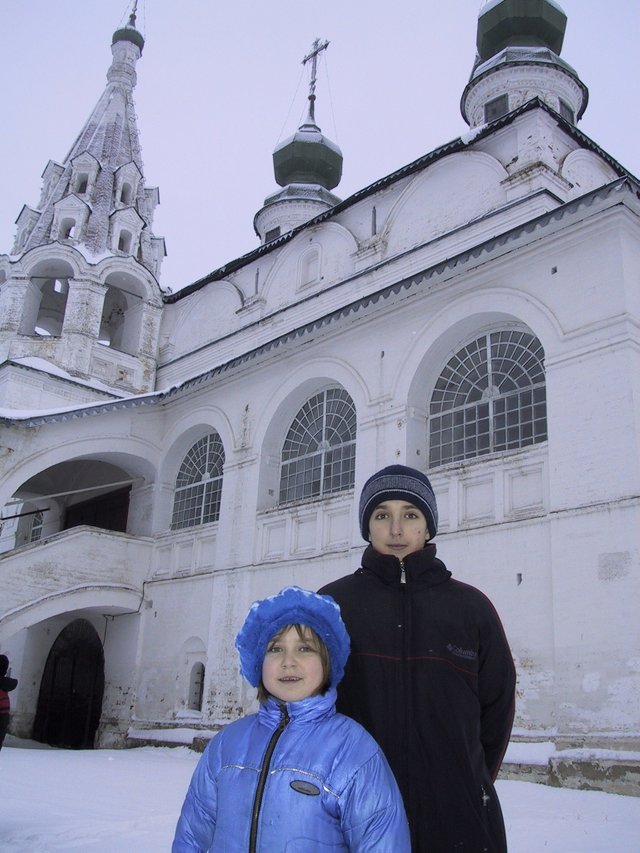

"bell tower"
[0,7,166,406]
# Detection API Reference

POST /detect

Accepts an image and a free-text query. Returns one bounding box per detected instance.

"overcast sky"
[2,0,638,291]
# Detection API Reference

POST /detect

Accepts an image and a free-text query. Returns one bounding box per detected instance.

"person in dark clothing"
[0,654,18,751]
[319,464,516,852]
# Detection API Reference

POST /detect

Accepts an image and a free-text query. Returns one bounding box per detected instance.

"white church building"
[1,0,638,769]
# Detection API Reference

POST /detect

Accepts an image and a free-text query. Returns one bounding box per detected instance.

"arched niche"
[384,151,508,255]
[561,149,620,200]
[20,257,75,336]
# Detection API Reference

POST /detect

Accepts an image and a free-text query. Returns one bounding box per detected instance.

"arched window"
[429,329,547,467]
[76,174,89,194]
[118,230,132,253]
[60,218,76,240]
[120,182,133,205]
[188,662,205,711]
[30,510,44,543]
[32,277,69,337]
[171,433,225,530]
[98,286,128,349]
[300,248,320,286]
[279,388,356,504]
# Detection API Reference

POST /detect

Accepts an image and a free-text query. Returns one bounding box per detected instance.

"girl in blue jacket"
[172,586,410,852]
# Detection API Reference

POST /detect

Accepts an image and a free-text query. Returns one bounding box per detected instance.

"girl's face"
[262,625,325,703]
[368,499,429,560]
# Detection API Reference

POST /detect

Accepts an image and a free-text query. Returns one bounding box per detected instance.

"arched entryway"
[33,619,105,748]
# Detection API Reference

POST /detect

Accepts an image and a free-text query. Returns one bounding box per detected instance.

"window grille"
[429,330,547,467]
[30,510,44,543]
[171,433,225,529]
[279,388,356,504]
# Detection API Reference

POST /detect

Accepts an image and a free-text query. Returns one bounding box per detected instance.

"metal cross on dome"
[302,38,329,122]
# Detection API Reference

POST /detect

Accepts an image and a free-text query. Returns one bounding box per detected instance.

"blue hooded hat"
[235,586,350,689]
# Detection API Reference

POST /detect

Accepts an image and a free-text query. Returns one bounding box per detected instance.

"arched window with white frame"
[279,387,356,504]
[171,432,225,530]
[429,329,547,467]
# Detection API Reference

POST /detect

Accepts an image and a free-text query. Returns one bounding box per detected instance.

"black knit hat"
[359,464,438,541]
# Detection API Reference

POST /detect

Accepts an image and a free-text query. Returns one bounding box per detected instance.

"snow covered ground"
[1,736,639,852]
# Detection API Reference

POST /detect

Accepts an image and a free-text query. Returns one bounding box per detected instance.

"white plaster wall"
[1,112,639,747]
[384,151,508,255]
[133,574,215,722]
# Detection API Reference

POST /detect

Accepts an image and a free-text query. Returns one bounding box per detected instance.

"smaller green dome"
[273,104,342,190]
[477,0,566,62]
[112,12,145,53]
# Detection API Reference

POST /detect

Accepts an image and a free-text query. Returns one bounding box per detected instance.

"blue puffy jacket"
[172,687,410,852]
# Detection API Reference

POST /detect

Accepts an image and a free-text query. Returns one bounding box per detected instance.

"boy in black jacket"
[320,465,516,852]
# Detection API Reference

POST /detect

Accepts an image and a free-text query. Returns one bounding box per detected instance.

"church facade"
[1,1,638,755]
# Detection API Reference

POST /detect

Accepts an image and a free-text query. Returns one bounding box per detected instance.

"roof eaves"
[6,174,638,429]
[164,98,636,304]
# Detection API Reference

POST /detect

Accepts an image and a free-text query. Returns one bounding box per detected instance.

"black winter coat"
[319,544,516,853]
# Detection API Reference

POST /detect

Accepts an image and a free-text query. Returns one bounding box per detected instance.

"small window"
[558,99,574,123]
[300,248,320,286]
[484,94,509,123]
[188,662,205,711]
[120,182,133,205]
[265,226,281,243]
[30,510,44,543]
[60,218,76,240]
[76,174,89,194]
[118,230,132,253]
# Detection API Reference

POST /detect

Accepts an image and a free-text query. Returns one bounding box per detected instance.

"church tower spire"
[11,5,164,278]
[0,8,165,404]
[461,0,588,128]
[254,39,343,244]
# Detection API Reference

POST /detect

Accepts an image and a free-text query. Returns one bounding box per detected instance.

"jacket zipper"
[398,557,410,809]
[248,703,290,852]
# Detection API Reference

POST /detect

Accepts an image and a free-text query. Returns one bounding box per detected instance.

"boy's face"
[262,625,325,703]
[368,499,429,560]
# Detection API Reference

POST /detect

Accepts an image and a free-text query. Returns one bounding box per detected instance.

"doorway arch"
[33,619,105,748]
